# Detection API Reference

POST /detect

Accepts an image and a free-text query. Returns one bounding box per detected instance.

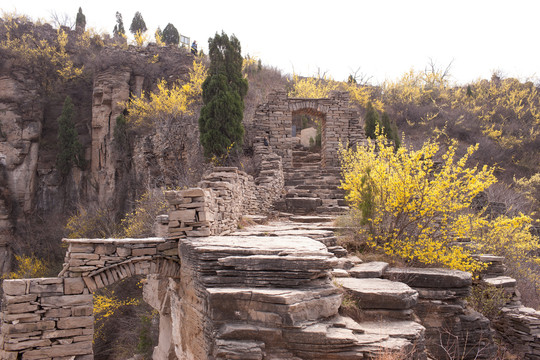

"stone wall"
[167,151,284,238]
[0,277,94,360]
[254,90,366,168]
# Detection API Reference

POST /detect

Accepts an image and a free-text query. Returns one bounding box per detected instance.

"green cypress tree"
[162,23,179,46]
[466,84,473,97]
[381,112,400,149]
[364,102,380,139]
[113,11,125,37]
[56,96,85,175]
[129,11,147,35]
[75,7,86,32]
[199,31,248,159]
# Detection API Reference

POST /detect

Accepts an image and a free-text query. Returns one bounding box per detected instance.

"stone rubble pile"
[477,255,540,359]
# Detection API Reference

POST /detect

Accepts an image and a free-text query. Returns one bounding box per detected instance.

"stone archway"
[254,90,366,169]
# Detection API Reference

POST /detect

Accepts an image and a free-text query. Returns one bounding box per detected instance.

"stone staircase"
[277,145,349,214]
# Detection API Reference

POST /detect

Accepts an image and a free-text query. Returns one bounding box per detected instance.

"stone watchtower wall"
[253,90,366,169]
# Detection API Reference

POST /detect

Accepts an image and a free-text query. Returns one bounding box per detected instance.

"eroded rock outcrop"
[172,235,420,359]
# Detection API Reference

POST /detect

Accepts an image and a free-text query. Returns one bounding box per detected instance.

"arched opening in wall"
[93,275,159,360]
[291,108,326,167]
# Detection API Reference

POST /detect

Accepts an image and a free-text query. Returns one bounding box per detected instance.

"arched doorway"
[291,108,326,168]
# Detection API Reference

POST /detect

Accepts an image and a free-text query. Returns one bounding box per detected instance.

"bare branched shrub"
[467,283,510,320]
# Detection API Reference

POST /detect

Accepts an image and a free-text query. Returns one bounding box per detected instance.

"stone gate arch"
[254,90,366,168]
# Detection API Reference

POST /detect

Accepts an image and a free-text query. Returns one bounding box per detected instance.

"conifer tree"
[381,112,400,149]
[364,102,380,139]
[56,96,85,175]
[113,12,125,37]
[129,11,147,35]
[162,23,179,46]
[199,31,248,158]
[75,7,86,32]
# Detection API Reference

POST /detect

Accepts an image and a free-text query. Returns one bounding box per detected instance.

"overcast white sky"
[3,0,540,85]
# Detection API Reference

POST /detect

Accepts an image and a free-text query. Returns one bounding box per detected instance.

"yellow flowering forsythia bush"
[3,255,49,279]
[93,289,139,340]
[121,189,168,238]
[287,73,383,111]
[124,59,207,129]
[340,135,540,277]
[0,14,83,85]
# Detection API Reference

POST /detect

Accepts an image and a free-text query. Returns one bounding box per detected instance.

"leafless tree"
[348,66,373,85]
[425,58,454,80]
[49,11,74,29]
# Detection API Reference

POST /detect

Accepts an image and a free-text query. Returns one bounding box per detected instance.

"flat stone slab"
[474,254,505,264]
[336,278,418,310]
[383,267,472,288]
[285,197,322,211]
[483,276,517,288]
[355,321,425,340]
[331,269,350,278]
[184,235,333,257]
[349,262,388,278]
[289,215,334,223]
[242,215,268,224]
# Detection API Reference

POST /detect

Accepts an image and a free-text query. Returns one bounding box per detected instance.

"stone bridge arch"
[59,237,181,292]
[254,90,366,168]
[0,237,180,359]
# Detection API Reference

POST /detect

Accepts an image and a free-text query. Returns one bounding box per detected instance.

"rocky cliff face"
[0,28,199,272]
[0,67,45,270]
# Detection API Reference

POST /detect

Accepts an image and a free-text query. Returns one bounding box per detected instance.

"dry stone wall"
[167,151,284,238]
[254,90,366,168]
[1,278,94,360]
[0,237,182,359]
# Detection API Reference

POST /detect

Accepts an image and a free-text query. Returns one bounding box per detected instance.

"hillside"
[0,13,539,359]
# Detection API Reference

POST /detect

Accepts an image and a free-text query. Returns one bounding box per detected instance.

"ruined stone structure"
[2,184,540,359]
[254,90,366,169]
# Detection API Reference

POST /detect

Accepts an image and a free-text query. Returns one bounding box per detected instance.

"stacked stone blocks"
[1,278,94,360]
[167,157,284,238]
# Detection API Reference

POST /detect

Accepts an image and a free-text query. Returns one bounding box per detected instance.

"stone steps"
[278,147,347,215]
